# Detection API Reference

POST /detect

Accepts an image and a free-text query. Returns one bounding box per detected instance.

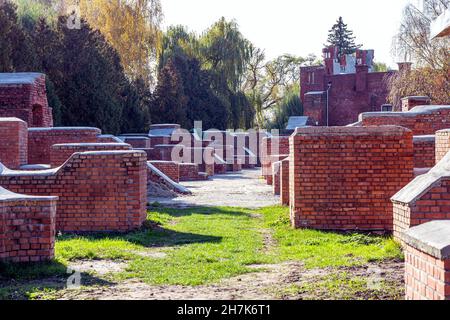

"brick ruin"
[0,73,53,127]
[1,71,450,299]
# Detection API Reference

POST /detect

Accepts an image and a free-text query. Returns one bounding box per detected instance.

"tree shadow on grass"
[149,205,253,218]
[57,222,223,250]
[0,260,116,300]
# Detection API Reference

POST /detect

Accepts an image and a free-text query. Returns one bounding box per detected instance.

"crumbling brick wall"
[290,126,414,231]
[28,127,101,164]
[413,136,435,168]
[0,118,28,169]
[0,187,57,263]
[0,73,53,127]
[50,143,131,167]
[0,151,147,232]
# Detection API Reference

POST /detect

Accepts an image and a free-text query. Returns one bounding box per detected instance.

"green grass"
[0,205,403,299]
[260,206,403,269]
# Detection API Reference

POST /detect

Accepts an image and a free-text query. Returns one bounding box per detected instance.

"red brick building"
[301,46,396,126]
[0,73,53,127]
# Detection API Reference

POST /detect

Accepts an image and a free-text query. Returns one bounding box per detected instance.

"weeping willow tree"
[198,18,255,129]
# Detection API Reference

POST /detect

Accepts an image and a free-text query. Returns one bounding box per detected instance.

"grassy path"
[0,206,404,300]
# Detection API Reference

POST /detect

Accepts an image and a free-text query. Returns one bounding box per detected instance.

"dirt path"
[151,169,280,209]
[54,260,403,300]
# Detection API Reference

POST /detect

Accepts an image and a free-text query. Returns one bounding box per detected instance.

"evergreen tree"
[151,59,189,128]
[326,17,362,60]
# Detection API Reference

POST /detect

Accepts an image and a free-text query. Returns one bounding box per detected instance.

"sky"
[161,0,416,69]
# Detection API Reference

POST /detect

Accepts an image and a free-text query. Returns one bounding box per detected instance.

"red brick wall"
[120,137,151,149]
[436,129,450,163]
[261,136,290,182]
[0,190,57,263]
[149,161,180,183]
[179,163,206,181]
[272,161,281,195]
[405,246,450,300]
[0,118,28,169]
[393,180,450,241]
[361,106,450,135]
[290,126,414,231]
[280,158,290,206]
[0,74,53,127]
[50,143,131,167]
[28,127,101,164]
[301,66,394,126]
[413,136,435,168]
[0,151,147,232]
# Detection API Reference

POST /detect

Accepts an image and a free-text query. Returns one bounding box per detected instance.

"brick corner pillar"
[401,96,431,112]
[435,129,450,164]
[404,221,450,300]
[290,126,414,231]
[0,187,57,263]
[392,151,450,242]
[0,117,28,169]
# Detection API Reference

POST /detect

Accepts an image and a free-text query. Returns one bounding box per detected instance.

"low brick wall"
[403,221,450,300]
[0,118,28,169]
[413,135,435,168]
[392,151,450,241]
[264,155,288,185]
[28,127,101,164]
[280,158,290,206]
[50,143,132,167]
[179,163,207,181]
[0,151,147,232]
[360,105,450,135]
[261,136,290,181]
[272,161,281,195]
[290,126,414,231]
[119,136,151,149]
[435,129,450,164]
[0,187,57,263]
[149,161,180,183]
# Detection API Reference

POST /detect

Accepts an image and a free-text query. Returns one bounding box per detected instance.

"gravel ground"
[150,169,280,209]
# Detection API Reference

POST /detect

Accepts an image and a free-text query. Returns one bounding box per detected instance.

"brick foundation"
[0,187,57,263]
[290,126,414,231]
[28,127,102,164]
[0,151,147,232]
[0,118,28,169]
